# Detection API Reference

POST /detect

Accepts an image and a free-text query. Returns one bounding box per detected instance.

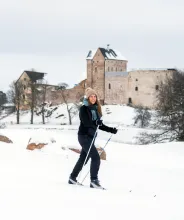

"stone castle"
[17,46,176,109]
[86,46,176,108]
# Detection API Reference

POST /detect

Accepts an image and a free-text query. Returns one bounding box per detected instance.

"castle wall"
[103,69,174,108]
[105,72,128,104]
[127,70,174,107]
[48,80,86,105]
[105,60,127,72]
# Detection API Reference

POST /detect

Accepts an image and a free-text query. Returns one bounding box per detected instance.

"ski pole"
[80,124,121,184]
[80,133,114,184]
[77,125,100,183]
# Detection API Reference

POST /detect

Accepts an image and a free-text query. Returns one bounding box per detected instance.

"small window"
[23,85,26,90]
[95,67,97,73]
[128,98,132,104]
[24,78,26,81]
[136,79,138,81]
[109,83,111,89]
[23,95,25,100]
[155,85,159,90]
[135,87,138,91]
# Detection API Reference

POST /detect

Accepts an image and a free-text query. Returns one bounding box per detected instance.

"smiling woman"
[68,87,118,189]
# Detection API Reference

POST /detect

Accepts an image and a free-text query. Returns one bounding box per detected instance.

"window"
[136,79,138,81]
[135,87,138,91]
[95,67,97,73]
[111,67,113,71]
[109,83,111,89]
[24,85,26,90]
[108,67,110,72]
[23,95,25,100]
[155,85,159,90]
[128,98,132,104]
[24,78,26,81]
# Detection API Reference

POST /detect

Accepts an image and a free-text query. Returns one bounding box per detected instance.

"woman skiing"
[68,87,118,189]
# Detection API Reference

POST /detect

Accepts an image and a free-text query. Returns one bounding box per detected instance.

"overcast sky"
[0,0,184,92]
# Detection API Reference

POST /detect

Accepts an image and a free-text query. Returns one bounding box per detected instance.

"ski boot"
[68,175,82,185]
[90,179,105,190]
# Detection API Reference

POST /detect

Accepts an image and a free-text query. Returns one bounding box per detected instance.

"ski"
[68,183,106,190]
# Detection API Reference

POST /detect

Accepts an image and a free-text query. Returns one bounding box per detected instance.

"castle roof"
[24,71,45,82]
[86,47,127,61]
[16,70,46,84]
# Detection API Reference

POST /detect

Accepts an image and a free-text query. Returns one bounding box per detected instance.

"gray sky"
[1,0,184,92]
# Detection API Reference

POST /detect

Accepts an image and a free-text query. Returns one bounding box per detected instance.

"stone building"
[16,47,176,109]
[16,70,86,109]
[16,70,47,109]
[86,46,176,108]
[86,46,128,104]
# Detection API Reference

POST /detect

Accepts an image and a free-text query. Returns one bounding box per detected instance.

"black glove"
[95,119,103,126]
[110,127,118,134]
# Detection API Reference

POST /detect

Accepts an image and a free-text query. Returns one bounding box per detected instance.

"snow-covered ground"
[0,105,184,220]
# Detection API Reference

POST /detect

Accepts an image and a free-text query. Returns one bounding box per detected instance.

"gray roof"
[25,71,45,82]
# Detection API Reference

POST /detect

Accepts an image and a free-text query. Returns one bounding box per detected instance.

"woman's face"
[88,94,97,105]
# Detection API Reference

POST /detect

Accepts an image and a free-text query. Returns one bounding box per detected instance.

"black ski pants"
[70,135,100,181]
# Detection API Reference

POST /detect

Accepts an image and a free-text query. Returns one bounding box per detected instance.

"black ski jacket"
[78,105,112,138]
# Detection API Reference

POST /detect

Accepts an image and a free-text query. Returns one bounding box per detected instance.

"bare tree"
[6,81,24,124]
[25,81,40,124]
[0,91,7,106]
[57,83,80,125]
[6,82,16,104]
[26,69,46,124]
[35,84,47,124]
[137,69,184,144]
[30,82,36,124]
[133,105,151,128]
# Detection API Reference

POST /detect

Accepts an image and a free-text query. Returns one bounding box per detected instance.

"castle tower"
[86,46,128,104]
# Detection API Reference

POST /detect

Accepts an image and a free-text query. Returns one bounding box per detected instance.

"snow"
[105,49,127,61]
[86,49,97,60]
[2,103,15,107]
[86,48,127,61]
[0,104,184,220]
[28,129,56,144]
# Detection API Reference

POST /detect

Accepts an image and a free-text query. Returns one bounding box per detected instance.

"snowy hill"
[0,129,184,220]
[1,104,140,144]
[0,104,135,126]
[0,104,184,220]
